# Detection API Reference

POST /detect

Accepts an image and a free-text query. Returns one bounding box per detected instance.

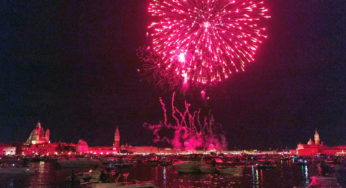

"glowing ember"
[178,53,186,63]
[203,21,211,29]
[147,0,271,85]
[144,93,227,151]
[201,90,206,99]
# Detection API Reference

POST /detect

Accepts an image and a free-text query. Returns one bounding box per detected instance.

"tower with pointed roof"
[314,130,320,145]
[113,127,120,150]
[45,129,50,143]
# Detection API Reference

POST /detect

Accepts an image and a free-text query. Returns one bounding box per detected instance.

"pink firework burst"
[147,0,270,85]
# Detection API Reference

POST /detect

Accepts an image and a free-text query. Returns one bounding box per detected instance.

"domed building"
[294,130,346,155]
[25,121,50,145]
[18,121,58,156]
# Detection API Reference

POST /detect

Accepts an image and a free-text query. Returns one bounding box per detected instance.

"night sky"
[1,0,345,150]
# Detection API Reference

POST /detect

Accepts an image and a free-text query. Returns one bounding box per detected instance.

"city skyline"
[2,120,344,151]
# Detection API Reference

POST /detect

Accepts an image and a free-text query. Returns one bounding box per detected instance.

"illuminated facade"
[76,139,88,154]
[14,124,345,156]
[294,130,346,155]
[87,128,160,154]
[20,143,57,156]
[0,144,16,156]
[16,123,162,156]
[87,127,121,154]
[20,122,61,155]
[125,145,159,154]
[25,122,50,145]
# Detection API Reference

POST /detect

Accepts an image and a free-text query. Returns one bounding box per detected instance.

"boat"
[57,158,101,168]
[256,160,277,169]
[199,160,216,173]
[0,167,35,174]
[85,176,156,188]
[309,176,342,188]
[65,170,93,183]
[217,167,244,176]
[173,161,200,173]
[199,164,216,173]
[112,161,134,169]
[89,182,156,188]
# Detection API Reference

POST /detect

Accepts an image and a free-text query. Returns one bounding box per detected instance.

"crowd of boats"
[0,153,345,187]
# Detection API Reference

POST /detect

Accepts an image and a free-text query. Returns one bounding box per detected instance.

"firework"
[147,0,270,85]
[144,93,227,151]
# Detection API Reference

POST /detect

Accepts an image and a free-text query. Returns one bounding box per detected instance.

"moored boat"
[217,167,244,176]
[173,161,199,173]
[57,158,101,168]
[309,176,342,188]
[90,182,156,188]
[0,167,35,174]
[256,160,277,169]
[199,164,216,173]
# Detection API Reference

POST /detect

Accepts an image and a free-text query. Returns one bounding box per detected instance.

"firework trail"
[144,92,227,151]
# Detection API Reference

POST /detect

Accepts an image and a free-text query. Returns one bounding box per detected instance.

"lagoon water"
[0,160,322,188]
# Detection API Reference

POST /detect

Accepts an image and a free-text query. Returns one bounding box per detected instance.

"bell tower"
[314,130,320,145]
[45,129,50,143]
[113,127,120,150]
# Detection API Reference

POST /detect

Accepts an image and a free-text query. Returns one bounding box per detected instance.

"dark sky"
[1,0,345,150]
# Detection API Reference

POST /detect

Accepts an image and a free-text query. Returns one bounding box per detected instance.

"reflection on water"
[29,161,48,188]
[0,161,320,188]
[163,167,167,187]
[301,165,310,185]
[251,166,259,188]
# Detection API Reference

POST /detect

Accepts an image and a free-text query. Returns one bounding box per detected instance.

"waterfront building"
[87,127,121,154]
[125,145,159,154]
[19,122,58,155]
[20,143,57,156]
[0,144,16,156]
[293,130,346,155]
[19,123,165,155]
[25,122,50,145]
[76,139,88,153]
[87,127,160,154]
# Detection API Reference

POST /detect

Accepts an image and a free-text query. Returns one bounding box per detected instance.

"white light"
[178,53,186,63]
[182,72,188,85]
[203,21,211,28]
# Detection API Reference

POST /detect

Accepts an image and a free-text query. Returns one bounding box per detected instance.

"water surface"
[0,160,320,188]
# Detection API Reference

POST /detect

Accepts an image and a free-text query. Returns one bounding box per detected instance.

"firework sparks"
[147,0,270,85]
[144,93,227,151]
